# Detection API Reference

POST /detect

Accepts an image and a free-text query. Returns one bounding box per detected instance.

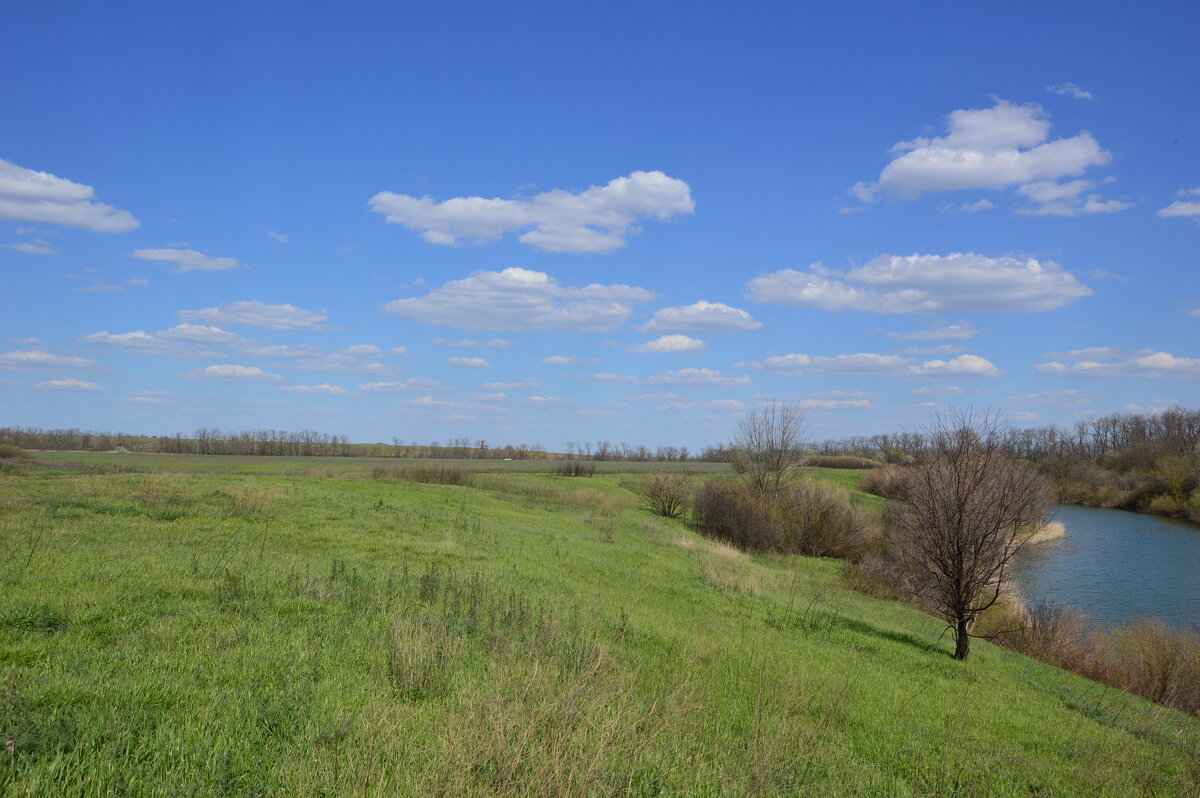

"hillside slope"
[1,456,1197,795]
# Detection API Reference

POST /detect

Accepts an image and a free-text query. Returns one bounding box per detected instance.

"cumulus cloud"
[279,383,351,395]
[33,377,103,390]
[1046,82,1094,100]
[340,344,381,356]
[448,356,490,368]
[747,253,1091,314]
[265,231,289,243]
[0,350,98,370]
[369,170,694,253]
[1006,389,1094,407]
[382,267,656,332]
[913,385,965,396]
[179,364,282,381]
[638,300,761,334]
[887,322,981,341]
[850,100,1121,212]
[1014,179,1133,216]
[359,378,457,392]
[736,351,1002,378]
[0,158,139,232]
[626,335,706,354]
[1037,349,1200,378]
[431,337,479,348]
[4,239,56,255]
[897,345,968,356]
[176,300,329,330]
[132,247,239,274]
[481,379,544,390]
[1157,188,1200,226]
[585,368,751,388]
[542,355,590,365]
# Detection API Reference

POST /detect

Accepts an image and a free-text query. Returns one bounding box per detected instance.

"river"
[1011,504,1200,629]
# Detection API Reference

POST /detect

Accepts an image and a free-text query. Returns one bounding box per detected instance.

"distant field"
[31,450,732,476]
[1,455,1196,795]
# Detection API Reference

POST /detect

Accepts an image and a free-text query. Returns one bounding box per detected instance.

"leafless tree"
[732,399,808,495]
[886,411,1050,661]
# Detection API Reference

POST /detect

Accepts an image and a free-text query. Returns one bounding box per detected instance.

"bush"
[859,464,909,501]
[552,461,596,477]
[0,443,30,460]
[802,455,883,469]
[1143,494,1184,517]
[692,476,878,559]
[642,472,691,519]
[1110,618,1200,715]
[370,465,473,486]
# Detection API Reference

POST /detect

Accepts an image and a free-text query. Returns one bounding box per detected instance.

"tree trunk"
[953,617,971,660]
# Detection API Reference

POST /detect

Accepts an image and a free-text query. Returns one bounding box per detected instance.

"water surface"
[1011,504,1200,629]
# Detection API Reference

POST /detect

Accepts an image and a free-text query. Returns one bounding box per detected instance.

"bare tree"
[886,411,1049,661]
[732,399,808,495]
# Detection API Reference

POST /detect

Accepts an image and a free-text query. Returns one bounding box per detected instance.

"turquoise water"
[1011,504,1200,629]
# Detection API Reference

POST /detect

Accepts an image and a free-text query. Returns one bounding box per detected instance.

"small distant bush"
[0,443,30,460]
[803,455,882,469]
[1143,494,1184,517]
[371,465,473,486]
[692,476,878,559]
[642,472,692,519]
[552,461,596,477]
[859,464,910,501]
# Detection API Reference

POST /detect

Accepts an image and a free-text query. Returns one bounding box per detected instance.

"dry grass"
[641,471,692,519]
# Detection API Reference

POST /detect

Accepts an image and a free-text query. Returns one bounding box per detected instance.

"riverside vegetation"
[1,451,1199,795]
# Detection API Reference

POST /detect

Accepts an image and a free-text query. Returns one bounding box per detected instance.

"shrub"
[1110,618,1200,715]
[642,472,692,519]
[0,443,30,460]
[552,461,596,477]
[1143,493,1184,517]
[692,476,878,559]
[371,465,473,486]
[803,455,882,469]
[858,464,909,501]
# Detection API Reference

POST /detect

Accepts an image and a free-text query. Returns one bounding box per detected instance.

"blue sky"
[2,1,1197,450]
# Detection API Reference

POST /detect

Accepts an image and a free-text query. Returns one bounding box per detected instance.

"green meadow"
[1,454,1197,796]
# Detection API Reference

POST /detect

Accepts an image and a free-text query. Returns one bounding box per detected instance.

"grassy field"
[1,454,1197,795]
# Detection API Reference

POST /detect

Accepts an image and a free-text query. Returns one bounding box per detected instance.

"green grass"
[1,455,1197,795]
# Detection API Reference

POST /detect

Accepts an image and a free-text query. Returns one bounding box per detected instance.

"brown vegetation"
[641,472,692,518]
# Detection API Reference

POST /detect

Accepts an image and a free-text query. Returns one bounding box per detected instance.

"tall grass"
[641,471,691,518]
[370,464,473,485]
[552,460,596,477]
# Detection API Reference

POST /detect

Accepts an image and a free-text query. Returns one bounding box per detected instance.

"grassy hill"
[1,455,1197,795]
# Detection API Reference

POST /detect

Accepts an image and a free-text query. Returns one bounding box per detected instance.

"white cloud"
[939,198,996,214]
[128,396,168,404]
[799,398,871,409]
[179,364,282,381]
[392,346,409,355]
[898,345,967,356]
[1037,349,1200,378]
[4,239,56,255]
[1046,82,1094,101]
[8,338,45,345]
[279,383,351,395]
[542,355,588,365]
[265,231,289,243]
[908,354,1003,378]
[736,352,910,376]
[913,385,964,396]
[585,368,751,388]
[747,253,1091,314]
[283,353,395,375]
[638,300,761,334]
[74,284,123,293]
[431,337,479,347]
[1157,188,1200,226]
[176,300,329,330]
[736,352,1002,378]
[0,158,139,232]
[486,338,512,349]
[340,344,381,356]
[1189,308,1200,318]
[132,247,239,274]
[887,322,981,341]
[448,356,490,368]
[127,278,150,286]
[0,350,98,370]
[33,377,103,390]
[1014,179,1133,216]
[360,378,457,392]
[850,100,1114,206]
[481,379,544,390]
[626,335,706,354]
[369,170,694,253]
[1007,389,1094,407]
[382,267,656,332]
